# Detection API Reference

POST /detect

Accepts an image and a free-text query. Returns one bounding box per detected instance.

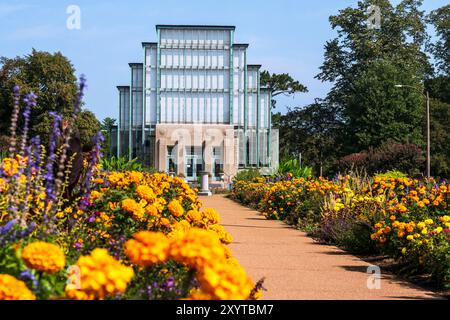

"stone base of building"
[155,123,238,182]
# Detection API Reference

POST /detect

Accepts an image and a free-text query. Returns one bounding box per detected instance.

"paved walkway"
[200,195,443,300]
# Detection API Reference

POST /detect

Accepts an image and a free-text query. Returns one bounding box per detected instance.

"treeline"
[274,1,449,178]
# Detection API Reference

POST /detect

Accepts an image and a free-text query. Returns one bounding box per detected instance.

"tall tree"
[427,5,450,76]
[260,71,308,108]
[101,117,117,158]
[0,50,100,150]
[0,50,78,134]
[278,101,343,177]
[425,5,450,177]
[316,0,430,154]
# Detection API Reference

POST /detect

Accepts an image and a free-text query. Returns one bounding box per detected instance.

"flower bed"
[231,174,450,288]
[0,82,260,300]
[0,162,259,300]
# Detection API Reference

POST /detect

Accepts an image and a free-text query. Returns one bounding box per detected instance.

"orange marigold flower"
[122,198,145,220]
[125,231,170,267]
[22,242,65,273]
[145,204,159,217]
[168,199,184,217]
[65,249,134,300]
[0,274,35,300]
[187,209,202,223]
[136,185,156,202]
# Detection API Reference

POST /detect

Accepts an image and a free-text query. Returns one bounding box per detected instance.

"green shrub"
[338,143,425,176]
[101,156,153,172]
[375,170,408,179]
[233,169,261,182]
[276,159,313,179]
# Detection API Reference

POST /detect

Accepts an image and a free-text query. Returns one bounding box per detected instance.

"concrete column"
[158,138,167,172]
[204,140,213,175]
[198,172,212,196]
[224,129,236,176]
[177,141,185,176]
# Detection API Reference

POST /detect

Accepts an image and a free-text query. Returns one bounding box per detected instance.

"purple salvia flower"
[19,92,37,157]
[0,219,35,246]
[19,144,33,227]
[42,112,62,231]
[8,85,21,158]
[0,219,17,235]
[19,269,38,289]
[30,136,42,176]
[79,132,104,210]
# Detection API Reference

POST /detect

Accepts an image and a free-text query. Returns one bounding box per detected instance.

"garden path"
[200,195,442,300]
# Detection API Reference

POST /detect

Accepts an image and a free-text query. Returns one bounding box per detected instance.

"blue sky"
[0,0,447,121]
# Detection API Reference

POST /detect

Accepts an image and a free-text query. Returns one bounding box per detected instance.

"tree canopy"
[277,0,449,177]
[0,49,100,150]
[260,71,308,108]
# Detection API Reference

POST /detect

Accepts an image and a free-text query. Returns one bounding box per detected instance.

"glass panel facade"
[116,25,278,172]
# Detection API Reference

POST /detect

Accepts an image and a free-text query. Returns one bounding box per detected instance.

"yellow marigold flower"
[0,178,7,192]
[160,217,171,226]
[145,204,159,217]
[184,289,215,300]
[208,224,233,244]
[197,262,254,300]
[93,178,104,184]
[109,202,118,210]
[424,219,434,225]
[397,203,408,213]
[168,199,184,217]
[64,207,73,214]
[401,248,407,255]
[125,231,170,267]
[187,210,202,223]
[128,171,143,184]
[122,198,145,220]
[65,249,134,300]
[136,185,156,202]
[0,274,35,300]
[406,235,414,241]
[90,190,102,201]
[434,227,443,234]
[1,158,19,177]
[169,228,227,270]
[202,208,220,225]
[416,222,426,230]
[222,245,233,259]
[22,242,65,273]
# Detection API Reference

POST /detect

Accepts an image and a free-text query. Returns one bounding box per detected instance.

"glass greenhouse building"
[113,25,279,181]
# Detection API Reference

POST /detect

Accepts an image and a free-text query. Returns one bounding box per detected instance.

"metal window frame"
[229,29,234,124]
